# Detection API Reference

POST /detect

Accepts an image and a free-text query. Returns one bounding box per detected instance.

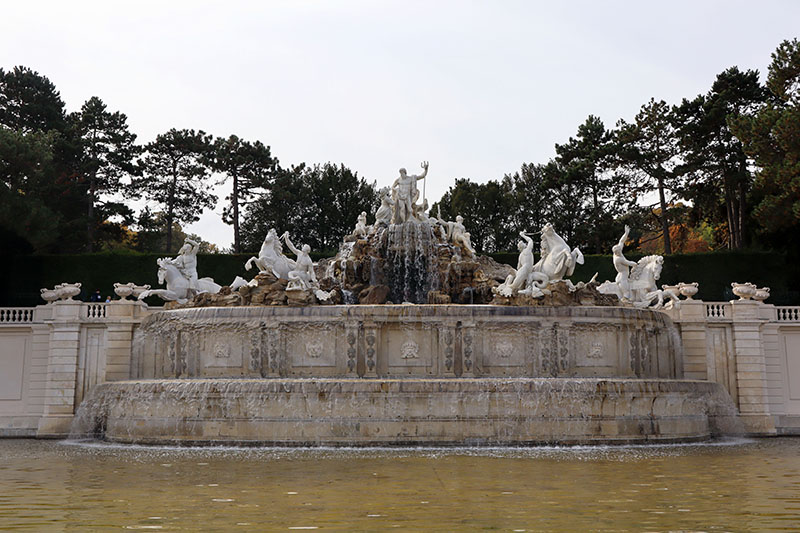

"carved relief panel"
[283,323,341,373]
[380,324,437,375]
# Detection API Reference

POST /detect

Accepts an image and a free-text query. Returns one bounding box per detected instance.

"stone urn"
[661,284,681,300]
[678,282,699,300]
[114,282,135,300]
[731,282,757,300]
[40,287,59,304]
[131,284,151,300]
[56,282,81,301]
[753,286,771,302]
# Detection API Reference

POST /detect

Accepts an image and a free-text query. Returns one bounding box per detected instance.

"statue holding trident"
[392,161,429,223]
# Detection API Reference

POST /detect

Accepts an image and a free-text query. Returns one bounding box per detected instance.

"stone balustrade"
[1,298,799,438]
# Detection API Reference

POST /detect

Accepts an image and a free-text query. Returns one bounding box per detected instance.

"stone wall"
[1,299,799,438]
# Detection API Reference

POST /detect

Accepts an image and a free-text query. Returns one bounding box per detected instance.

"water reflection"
[0,438,799,531]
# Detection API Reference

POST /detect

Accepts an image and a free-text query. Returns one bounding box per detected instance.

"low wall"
[133,305,682,380]
[1,299,799,438]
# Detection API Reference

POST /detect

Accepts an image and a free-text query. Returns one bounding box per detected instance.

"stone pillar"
[757,303,784,424]
[36,300,82,437]
[674,300,710,380]
[103,300,143,381]
[730,299,777,435]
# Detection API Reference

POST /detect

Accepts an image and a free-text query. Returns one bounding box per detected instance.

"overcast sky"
[3,1,798,248]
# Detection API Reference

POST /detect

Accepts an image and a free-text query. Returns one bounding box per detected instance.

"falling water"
[384,221,439,304]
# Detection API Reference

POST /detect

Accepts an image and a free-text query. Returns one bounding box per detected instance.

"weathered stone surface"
[285,288,316,306]
[75,377,739,446]
[133,305,682,380]
[358,284,390,304]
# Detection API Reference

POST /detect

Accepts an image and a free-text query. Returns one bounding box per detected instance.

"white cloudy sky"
[2,1,798,248]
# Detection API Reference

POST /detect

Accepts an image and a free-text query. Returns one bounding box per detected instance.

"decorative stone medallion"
[214,342,230,359]
[306,339,324,358]
[588,342,604,359]
[401,340,419,359]
[496,340,514,358]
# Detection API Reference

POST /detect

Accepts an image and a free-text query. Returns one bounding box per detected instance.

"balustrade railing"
[776,306,800,323]
[0,307,35,323]
[84,303,108,319]
[706,303,729,319]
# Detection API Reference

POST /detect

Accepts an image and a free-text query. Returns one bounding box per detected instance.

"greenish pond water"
[1,438,799,531]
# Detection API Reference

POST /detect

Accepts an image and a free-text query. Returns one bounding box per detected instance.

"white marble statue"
[446,215,476,257]
[412,198,431,223]
[532,223,584,287]
[599,225,638,301]
[392,161,428,224]
[282,232,317,291]
[374,187,394,227]
[166,238,200,289]
[351,211,368,239]
[281,232,332,301]
[598,254,678,309]
[138,257,222,304]
[244,228,296,279]
[495,231,552,297]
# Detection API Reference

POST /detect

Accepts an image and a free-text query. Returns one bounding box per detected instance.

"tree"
[132,208,220,253]
[432,178,516,253]
[730,39,800,246]
[133,129,215,253]
[0,66,66,133]
[211,135,278,253]
[675,67,767,249]
[0,128,62,251]
[240,163,378,253]
[505,163,550,238]
[70,96,139,251]
[615,99,684,254]
[554,116,623,253]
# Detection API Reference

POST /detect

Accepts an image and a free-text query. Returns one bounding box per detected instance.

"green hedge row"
[2,250,797,306]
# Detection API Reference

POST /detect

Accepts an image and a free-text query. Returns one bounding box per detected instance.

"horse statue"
[138,258,223,304]
[531,223,584,288]
[604,254,678,309]
[244,228,296,279]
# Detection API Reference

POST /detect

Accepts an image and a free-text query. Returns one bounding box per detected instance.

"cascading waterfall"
[385,221,439,303]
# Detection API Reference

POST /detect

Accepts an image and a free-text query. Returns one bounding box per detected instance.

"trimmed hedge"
[3,250,797,306]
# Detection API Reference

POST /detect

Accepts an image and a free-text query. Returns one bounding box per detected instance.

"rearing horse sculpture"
[138,258,222,304]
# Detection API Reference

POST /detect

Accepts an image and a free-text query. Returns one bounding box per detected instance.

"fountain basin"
[132,305,684,380]
[73,377,738,445]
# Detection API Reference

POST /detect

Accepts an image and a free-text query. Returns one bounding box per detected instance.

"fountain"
[71,162,739,445]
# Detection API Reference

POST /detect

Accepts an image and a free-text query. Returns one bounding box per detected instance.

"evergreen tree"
[615,99,683,254]
[211,135,278,253]
[0,128,62,252]
[70,96,139,251]
[675,67,767,249]
[554,116,624,253]
[0,66,66,133]
[431,178,515,253]
[240,163,377,253]
[505,163,550,238]
[133,129,215,253]
[730,39,800,248]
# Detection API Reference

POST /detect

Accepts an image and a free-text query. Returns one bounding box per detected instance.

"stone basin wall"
[73,377,737,445]
[131,305,683,380]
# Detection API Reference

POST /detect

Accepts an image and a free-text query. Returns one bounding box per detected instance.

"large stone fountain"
[72,162,739,445]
